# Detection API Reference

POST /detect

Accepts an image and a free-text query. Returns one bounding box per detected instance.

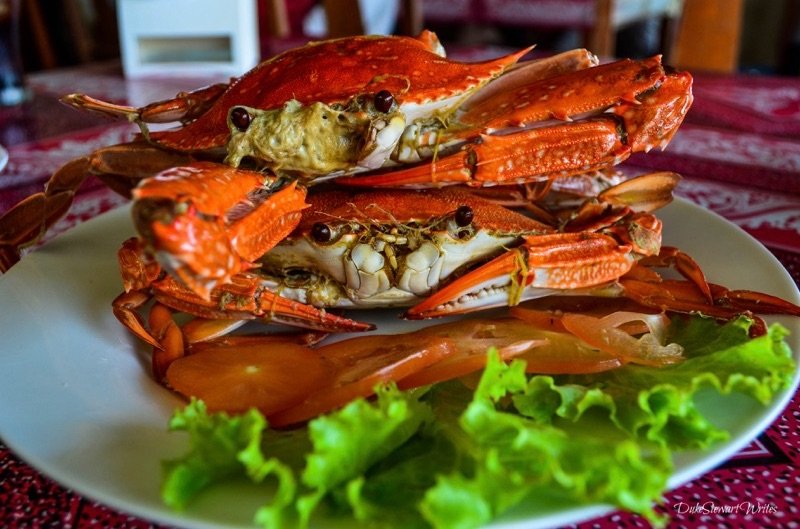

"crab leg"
[113,238,372,357]
[615,278,800,320]
[611,246,800,322]
[457,55,667,132]
[629,246,713,303]
[405,231,638,319]
[132,162,308,298]
[408,231,800,325]
[0,157,90,271]
[149,273,374,332]
[62,82,230,124]
[459,48,599,111]
[0,142,194,272]
[348,118,631,188]
[344,58,692,189]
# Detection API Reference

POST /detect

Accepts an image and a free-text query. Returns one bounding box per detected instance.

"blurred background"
[12,0,800,77]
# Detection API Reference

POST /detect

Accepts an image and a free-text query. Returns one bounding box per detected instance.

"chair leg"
[323,0,364,37]
[399,0,422,36]
[63,0,92,62]
[588,0,615,57]
[22,0,57,69]
[670,0,743,73]
[659,14,679,64]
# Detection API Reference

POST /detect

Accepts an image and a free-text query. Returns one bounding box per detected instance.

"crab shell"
[258,188,552,308]
[149,32,530,153]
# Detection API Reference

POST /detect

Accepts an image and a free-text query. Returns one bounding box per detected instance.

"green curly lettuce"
[513,317,795,449]
[159,315,797,529]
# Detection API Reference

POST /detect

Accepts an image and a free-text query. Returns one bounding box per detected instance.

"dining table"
[0,50,799,529]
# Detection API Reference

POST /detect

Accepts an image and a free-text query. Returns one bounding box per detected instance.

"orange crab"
[0,31,691,290]
[1,31,798,390]
[113,170,800,385]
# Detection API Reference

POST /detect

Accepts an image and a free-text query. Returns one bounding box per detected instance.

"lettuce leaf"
[513,318,796,449]
[421,352,672,529]
[297,384,434,525]
[162,399,301,529]
[162,399,268,510]
[159,315,796,529]
[341,430,461,529]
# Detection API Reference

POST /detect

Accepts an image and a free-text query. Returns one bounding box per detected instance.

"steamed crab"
[1,31,798,379]
[114,175,664,338]
[1,31,690,282]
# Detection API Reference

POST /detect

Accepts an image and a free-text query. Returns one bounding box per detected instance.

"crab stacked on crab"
[3,31,799,415]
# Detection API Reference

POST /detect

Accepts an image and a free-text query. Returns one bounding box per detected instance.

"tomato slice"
[511,305,653,336]
[398,319,540,388]
[267,335,454,427]
[165,308,677,427]
[399,318,623,389]
[561,312,683,366]
[515,330,624,374]
[509,306,568,333]
[165,339,329,415]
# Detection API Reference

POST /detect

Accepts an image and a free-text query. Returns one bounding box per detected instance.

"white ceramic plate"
[0,198,798,529]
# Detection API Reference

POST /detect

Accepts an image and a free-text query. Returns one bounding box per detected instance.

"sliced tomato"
[268,335,454,427]
[561,312,683,366]
[165,339,329,415]
[166,308,678,427]
[511,305,653,336]
[399,319,541,388]
[509,306,568,333]
[515,330,624,374]
[188,331,329,351]
[399,318,623,389]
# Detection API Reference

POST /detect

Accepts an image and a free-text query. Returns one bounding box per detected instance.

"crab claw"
[405,232,636,319]
[617,278,800,320]
[132,162,308,299]
[613,247,800,331]
[151,273,375,333]
[341,57,691,190]
[112,238,372,358]
[62,82,230,124]
[484,244,800,337]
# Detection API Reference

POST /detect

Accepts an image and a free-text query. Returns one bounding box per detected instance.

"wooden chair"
[589,0,683,58]
[419,0,683,58]
[234,0,749,73]
[21,0,57,69]
[260,0,423,40]
[22,0,119,70]
[669,0,743,73]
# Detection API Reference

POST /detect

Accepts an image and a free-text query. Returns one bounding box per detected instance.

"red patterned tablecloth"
[0,58,799,529]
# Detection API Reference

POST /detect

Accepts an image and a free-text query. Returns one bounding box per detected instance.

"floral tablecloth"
[0,58,799,528]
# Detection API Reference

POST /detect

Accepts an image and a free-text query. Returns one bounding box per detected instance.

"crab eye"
[311,222,332,242]
[455,205,474,227]
[374,90,394,113]
[230,107,251,131]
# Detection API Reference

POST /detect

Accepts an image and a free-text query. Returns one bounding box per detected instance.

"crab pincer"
[132,162,308,298]
[404,231,641,319]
